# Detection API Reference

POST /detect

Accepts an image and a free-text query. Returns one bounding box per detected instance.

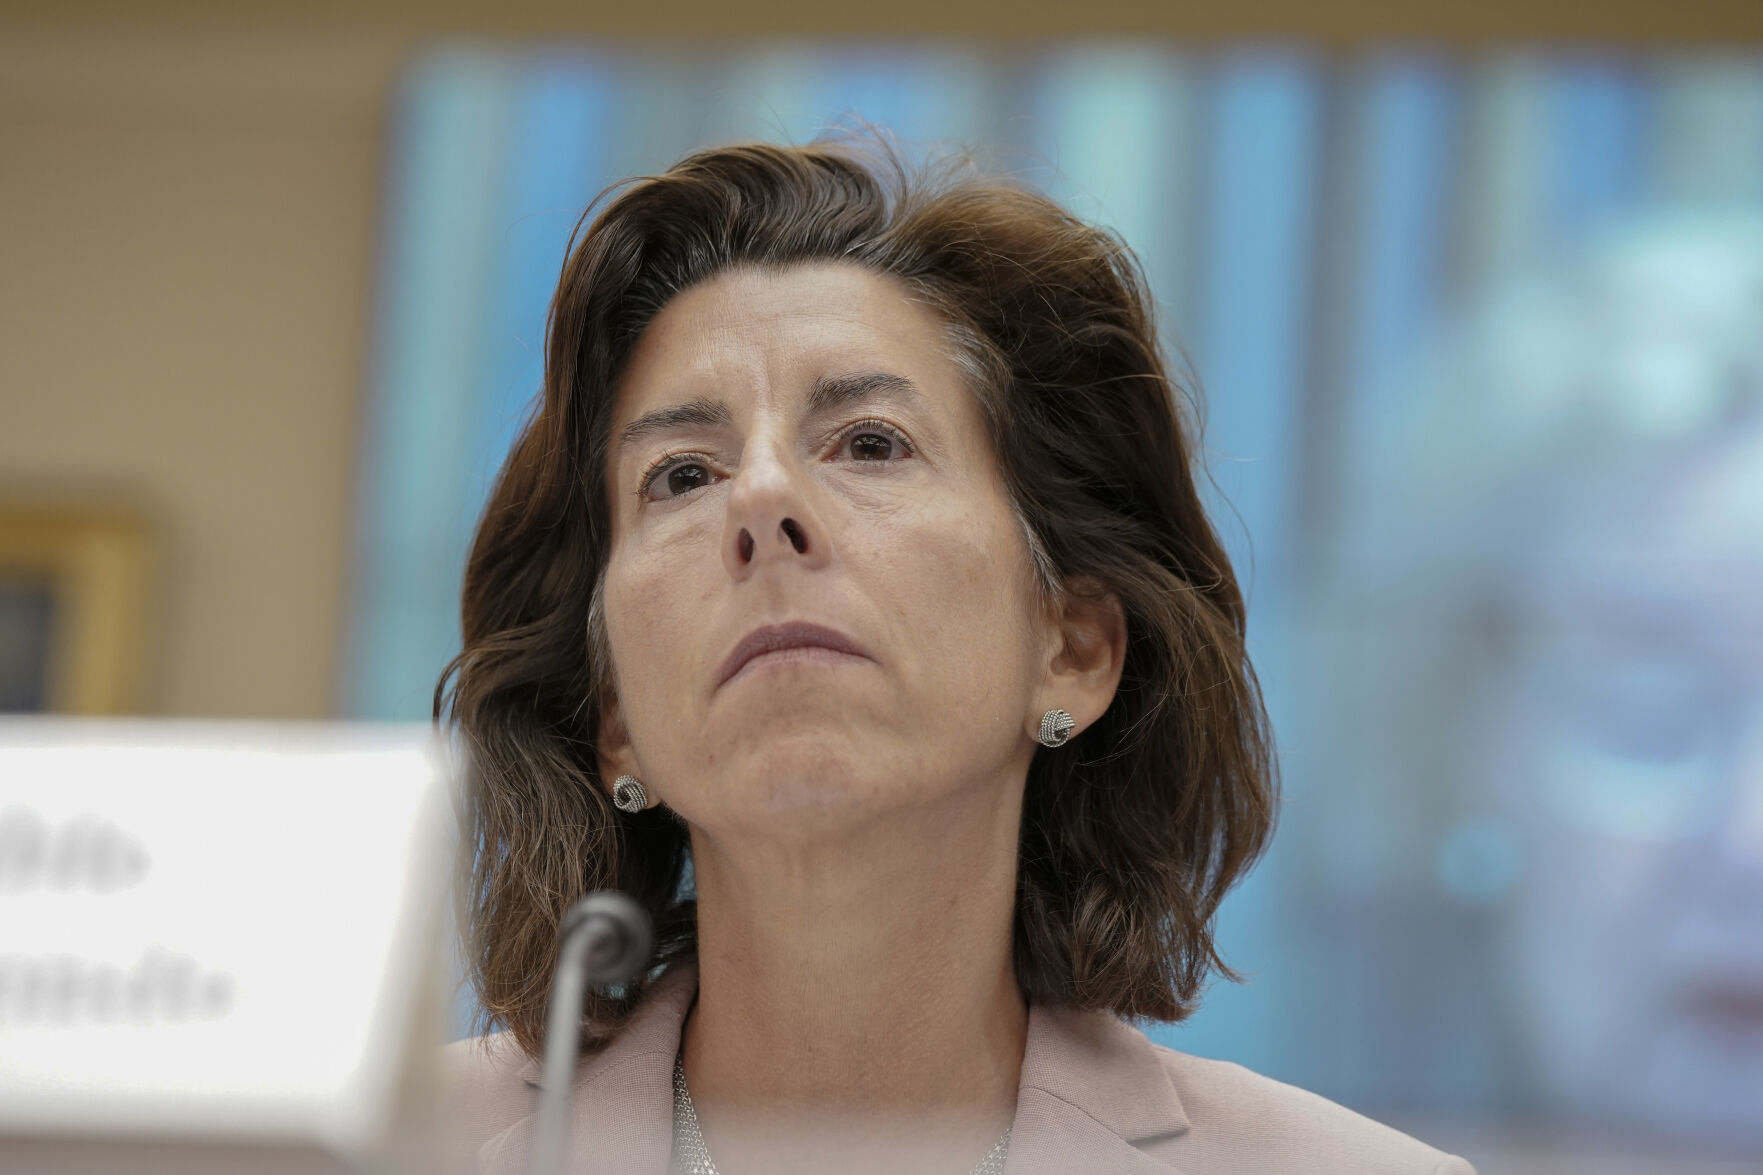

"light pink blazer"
[440,957,1477,1175]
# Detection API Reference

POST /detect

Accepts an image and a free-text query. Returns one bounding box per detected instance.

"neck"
[678,778,1028,1175]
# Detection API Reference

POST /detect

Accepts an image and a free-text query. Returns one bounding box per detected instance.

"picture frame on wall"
[0,507,150,715]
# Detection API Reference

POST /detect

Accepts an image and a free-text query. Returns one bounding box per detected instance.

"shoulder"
[1148,1043,1478,1175]
[436,1032,538,1154]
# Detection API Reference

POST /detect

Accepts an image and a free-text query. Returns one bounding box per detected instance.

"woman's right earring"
[1036,708,1076,748]
[612,774,650,813]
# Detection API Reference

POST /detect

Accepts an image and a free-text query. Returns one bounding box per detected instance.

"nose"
[721,437,831,579]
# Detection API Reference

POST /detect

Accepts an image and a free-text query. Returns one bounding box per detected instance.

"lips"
[716,622,872,688]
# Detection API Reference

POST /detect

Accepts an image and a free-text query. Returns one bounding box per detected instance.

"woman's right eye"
[642,458,714,501]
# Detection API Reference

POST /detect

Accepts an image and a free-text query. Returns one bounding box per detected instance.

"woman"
[436,135,1476,1175]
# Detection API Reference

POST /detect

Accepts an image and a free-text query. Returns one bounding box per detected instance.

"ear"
[594,689,642,797]
[1031,576,1127,742]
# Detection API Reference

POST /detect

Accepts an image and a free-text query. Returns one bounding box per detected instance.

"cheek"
[874,491,1039,689]
[605,531,708,695]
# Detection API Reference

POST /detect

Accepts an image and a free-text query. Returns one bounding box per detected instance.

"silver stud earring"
[612,774,650,813]
[1036,708,1076,748]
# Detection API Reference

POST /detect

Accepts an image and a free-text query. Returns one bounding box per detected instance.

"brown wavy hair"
[436,132,1278,1060]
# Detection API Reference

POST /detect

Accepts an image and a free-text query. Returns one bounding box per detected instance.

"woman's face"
[595,262,1061,843]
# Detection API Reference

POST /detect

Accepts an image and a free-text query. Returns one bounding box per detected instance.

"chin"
[702,754,930,840]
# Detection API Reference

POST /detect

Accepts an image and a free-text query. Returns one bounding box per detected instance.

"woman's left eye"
[839,419,914,463]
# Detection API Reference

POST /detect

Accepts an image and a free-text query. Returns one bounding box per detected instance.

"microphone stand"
[530,891,654,1175]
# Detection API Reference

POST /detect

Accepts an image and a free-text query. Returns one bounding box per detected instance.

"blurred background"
[4,1,1761,1170]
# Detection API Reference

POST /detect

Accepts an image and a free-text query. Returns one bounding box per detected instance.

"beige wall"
[9,1,1763,43]
[0,31,399,717]
[1,5,1758,718]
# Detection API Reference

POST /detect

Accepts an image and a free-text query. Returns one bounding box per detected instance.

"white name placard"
[0,718,455,1158]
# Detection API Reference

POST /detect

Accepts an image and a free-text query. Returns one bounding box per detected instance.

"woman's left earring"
[612,774,651,813]
[1036,708,1077,748]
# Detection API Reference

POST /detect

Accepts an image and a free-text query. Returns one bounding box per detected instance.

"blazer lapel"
[477,960,698,1175]
[1005,1003,1191,1175]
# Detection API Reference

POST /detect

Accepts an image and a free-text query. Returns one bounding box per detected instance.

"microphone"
[530,891,655,1175]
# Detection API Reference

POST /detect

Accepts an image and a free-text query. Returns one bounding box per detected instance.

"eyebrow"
[614,371,923,458]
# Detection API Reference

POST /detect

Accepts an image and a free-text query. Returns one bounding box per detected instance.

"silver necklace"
[671,1053,1011,1175]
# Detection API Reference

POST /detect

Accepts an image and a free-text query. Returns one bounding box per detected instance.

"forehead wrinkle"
[610,265,975,477]
[614,371,930,460]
